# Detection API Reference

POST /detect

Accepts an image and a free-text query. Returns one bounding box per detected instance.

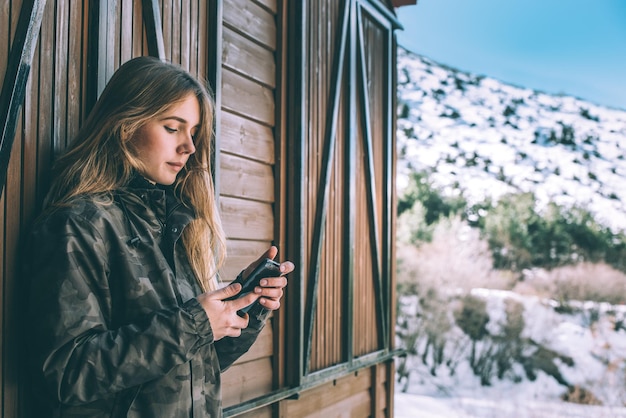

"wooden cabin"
[0,0,416,416]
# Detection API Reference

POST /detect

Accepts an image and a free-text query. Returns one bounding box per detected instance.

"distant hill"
[396,46,626,232]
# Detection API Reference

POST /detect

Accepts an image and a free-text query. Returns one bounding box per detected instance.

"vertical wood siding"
[1,1,89,416]
[353,8,391,357]
[301,0,395,372]
[278,0,398,415]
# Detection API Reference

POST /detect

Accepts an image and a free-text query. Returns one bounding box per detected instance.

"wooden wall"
[1,1,90,416]
[0,0,401,416]
[0,0,278,416]
[219,0,280,412]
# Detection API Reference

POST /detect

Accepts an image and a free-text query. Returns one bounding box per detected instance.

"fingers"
[217,282,242,299]
[222,310,250,337]
[235,247,295,312]
[197,287,252,340]
[259,275,288,288]
[230,291,260,312]
[278,261,295,275]
[264,245,279,261]
[253,274,288,311]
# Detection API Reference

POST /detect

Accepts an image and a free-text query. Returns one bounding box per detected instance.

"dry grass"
[398,216,626,305]
[515,263,626,305]
[397,216,516,294]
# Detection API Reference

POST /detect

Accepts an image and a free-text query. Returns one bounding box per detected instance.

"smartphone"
[225,258,281,314]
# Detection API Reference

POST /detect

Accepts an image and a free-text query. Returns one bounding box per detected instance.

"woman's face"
[132,93,200,185]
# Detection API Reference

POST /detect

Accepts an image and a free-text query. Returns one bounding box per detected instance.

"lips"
[167,162,184,171]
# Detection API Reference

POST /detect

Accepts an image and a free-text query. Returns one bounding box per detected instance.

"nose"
[179,132,196,155]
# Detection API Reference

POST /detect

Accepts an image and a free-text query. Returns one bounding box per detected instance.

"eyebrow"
[161,116,199,127]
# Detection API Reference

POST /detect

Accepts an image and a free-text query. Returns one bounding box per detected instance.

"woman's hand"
[196,284,258,341]
[242,246,293,311]
[196,246,294,340]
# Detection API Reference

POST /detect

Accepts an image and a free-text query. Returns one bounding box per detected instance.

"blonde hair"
[46,56,225,291]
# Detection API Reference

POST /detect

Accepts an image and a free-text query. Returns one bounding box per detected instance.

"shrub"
[517,263,626,305]
[397,171,466,224]
[561,385,603,405]
[454,294,489,369]
[476,192,626,274]
[396,219,516,292]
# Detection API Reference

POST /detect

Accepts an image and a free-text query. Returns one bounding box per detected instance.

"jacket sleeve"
[214,304,270,371]
[26,208,215,405]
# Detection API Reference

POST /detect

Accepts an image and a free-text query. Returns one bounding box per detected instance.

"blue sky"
[395,0,626,110]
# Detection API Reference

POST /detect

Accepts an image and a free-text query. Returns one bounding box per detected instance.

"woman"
[24,56,292,417]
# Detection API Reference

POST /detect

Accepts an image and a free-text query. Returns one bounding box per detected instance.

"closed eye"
[164,126,177,133]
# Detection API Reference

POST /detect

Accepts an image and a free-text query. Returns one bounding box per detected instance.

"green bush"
[478,192,626,273]
[397,171,626,275]
[397,171,466,223]
[397,171,467,246]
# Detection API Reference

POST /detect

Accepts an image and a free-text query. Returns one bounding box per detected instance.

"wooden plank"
[0,0,47,197]
[252,0,277,14]
[281,369,373,417]
[219,153,274,203]
[120,0,133,63]
[161,0,171,60]
[386,360,395,417]
[223,0,276,51]
[222,239,275,282]
[180,0,190,69]
[189,0,198,75]
[143,0,165,60]
[221,69,274,126]
[221,357,273,407]
[220,110,274,164]
[222,26,275,88]
[171,0,180,64]
[238,405,272,418]
[22,8,38,225]
[3,4,27,409]
[219,196,274,241]
[114,0,121,69]
[0,1,9,82]
[231,323,273,364]
[36,0,54,202]
[132,0,143,57]
[98,1,117,96]
[197,0,207,78]
[67,0,83,143]
[3,111,22,418]
[54,0,69,150]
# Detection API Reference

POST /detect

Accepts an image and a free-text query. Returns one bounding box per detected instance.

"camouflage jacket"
[25,177,267,417]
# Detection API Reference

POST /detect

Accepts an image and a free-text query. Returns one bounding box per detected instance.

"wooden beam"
[142,0,166,60]
[356,4,387,348]
[0,0,47,197]
[391,0,417,7]
[206,0,222,190]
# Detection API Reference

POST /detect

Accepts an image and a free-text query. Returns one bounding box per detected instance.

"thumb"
[215,282,242,300]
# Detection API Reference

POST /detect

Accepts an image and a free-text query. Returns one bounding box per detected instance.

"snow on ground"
[394,290,626,417]
[395,392,626,418]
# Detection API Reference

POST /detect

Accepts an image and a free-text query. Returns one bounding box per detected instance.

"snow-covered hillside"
[396,46,626,231]
[394,45,626,416]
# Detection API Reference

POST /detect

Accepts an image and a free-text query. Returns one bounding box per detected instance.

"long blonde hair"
[46,56,225,291]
